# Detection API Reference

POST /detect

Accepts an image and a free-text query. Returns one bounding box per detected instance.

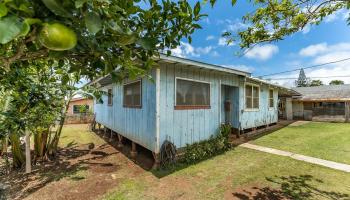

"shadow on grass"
[231,174,349,200]
[0,143,120,200]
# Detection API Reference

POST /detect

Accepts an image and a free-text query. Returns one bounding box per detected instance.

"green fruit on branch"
[38,23,77,51]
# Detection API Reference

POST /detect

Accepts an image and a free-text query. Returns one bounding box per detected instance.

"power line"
[258,57,350,78]
[267,75,350,80]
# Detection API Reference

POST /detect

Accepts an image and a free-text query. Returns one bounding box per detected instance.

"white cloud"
[272,42,350,86]
[301,25,311,34]
[299,42,350,57]
[222,64,255,73]
[206,35,215,41]
[325,9,349,23]
[299,43,328,57]
[244,44,279,61]
[170,42,214,58]
[218,37,234,46]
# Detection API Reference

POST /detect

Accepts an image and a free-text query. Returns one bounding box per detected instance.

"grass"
[251,122,350,164]
[102,147,350,199]
[56,124,350,199]
[59,124,105,148]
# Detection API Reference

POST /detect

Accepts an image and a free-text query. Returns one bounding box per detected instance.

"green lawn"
[103,147,350,200]
[59,124,105,148]
[41,124,350,199]
[251,122,350,165]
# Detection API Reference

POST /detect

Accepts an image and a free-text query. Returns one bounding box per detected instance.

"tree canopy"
[329,80,345,85]
[220,0,349,49]
[309,80,323,87]
[0,0,204,81]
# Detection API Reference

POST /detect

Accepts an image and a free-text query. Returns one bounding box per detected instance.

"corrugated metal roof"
[292,84,350,101]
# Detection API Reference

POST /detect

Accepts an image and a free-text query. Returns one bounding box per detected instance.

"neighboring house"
[65,97,94,124]
[67,97,94,115]
[90,55,294,159]
[289,85,350,122]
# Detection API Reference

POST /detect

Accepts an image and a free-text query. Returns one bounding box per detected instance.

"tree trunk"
[9,133,25,169]
[48,94,72,157]
[25,130,31,173]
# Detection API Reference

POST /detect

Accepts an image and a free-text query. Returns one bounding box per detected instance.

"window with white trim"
[123,80,142,108]
[245,84,259,109]
[175,78,210,109]
[269,89,274,108]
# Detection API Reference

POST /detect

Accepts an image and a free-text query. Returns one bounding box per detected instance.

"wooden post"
[98,123,101,134]
[345,102,350,123]
[109,130,114,142]
[117,134,123,148]
[130,142,137,158]
[152,153,160,170]
[25,130,31,173]
[103,127,107,138]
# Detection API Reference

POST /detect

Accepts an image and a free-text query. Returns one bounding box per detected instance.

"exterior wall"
[158,63,242,149]
[292,101,304,119]
[239,84,279,129]
[94,71,157,151]
[94,63,281,152]
[67,99,94,115]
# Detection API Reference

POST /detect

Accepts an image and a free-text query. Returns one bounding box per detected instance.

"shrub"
[181,124,232,164]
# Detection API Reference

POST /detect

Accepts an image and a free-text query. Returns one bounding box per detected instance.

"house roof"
[70,97,92,102]
[247,77,300,97]
[292,84,350,102]
[88,55,295,93]
[158,54,250,77]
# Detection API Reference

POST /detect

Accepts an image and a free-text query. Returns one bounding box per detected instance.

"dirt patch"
[288,121,310,127]
[1,138,151,200]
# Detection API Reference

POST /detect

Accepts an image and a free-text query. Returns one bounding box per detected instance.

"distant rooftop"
[292,84,350,101]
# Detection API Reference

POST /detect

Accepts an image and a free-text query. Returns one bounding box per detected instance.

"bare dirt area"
[0,125,152,200]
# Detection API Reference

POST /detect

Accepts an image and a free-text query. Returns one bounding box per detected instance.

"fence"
[64,113,94,124]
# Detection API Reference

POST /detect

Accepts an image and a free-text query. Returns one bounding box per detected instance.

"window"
[73,105,89,114]
[175,78,210,109]
[123,80,141,108]
[245,84,259,109]
[107,89,113,106]
[269,89,274,108]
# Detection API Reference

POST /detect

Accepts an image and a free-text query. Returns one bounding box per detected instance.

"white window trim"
[244,83,260,111]
[174,77,211,107]
[123,79,142,107]
[269,89,274,109]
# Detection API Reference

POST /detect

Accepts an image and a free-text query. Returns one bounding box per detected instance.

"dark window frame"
[269,89,274,108]
[123,80,142,108]
[107,88,113,106]
[175,77,211,110]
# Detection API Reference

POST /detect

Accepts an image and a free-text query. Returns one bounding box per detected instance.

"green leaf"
[0,16,23,44]
[231,0,237,6]
[41,0,72,17]
[194,1,200,16]
[136,37,158,50]
[75,0,86,8]
[117,34,136,46]
[85,12,102,35]
[0,3,8,18]
[18,18,42,37]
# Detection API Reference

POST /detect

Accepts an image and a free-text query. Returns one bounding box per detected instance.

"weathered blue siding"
[158,63,242,149]
[95,62,279,152]
[239,83,278,129]
[94,72,157,151]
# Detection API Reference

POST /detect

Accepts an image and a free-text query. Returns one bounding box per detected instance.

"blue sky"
[171,1,350,86]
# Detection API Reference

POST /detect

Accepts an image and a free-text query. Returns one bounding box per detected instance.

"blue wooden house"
[91,55,290,163]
